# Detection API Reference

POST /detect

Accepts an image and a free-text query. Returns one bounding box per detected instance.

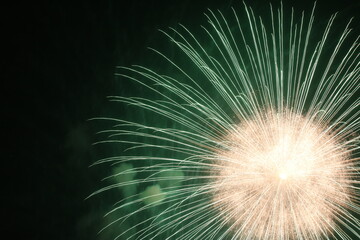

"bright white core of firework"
[279,172,288,180]
[212,110,351,239]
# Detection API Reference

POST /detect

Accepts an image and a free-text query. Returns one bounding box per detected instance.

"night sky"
[4,0,359,239]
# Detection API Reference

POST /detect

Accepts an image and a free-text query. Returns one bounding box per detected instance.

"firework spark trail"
[91,2,360,240]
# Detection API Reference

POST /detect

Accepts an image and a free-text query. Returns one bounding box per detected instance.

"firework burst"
[91,2,360,239]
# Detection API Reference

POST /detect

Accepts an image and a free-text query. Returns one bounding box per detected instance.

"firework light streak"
[90,2,360,239]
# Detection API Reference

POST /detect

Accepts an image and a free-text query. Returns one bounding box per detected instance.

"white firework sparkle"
[91,2,360,240]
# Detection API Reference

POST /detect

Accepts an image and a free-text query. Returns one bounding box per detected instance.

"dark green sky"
[4,0,359,239]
